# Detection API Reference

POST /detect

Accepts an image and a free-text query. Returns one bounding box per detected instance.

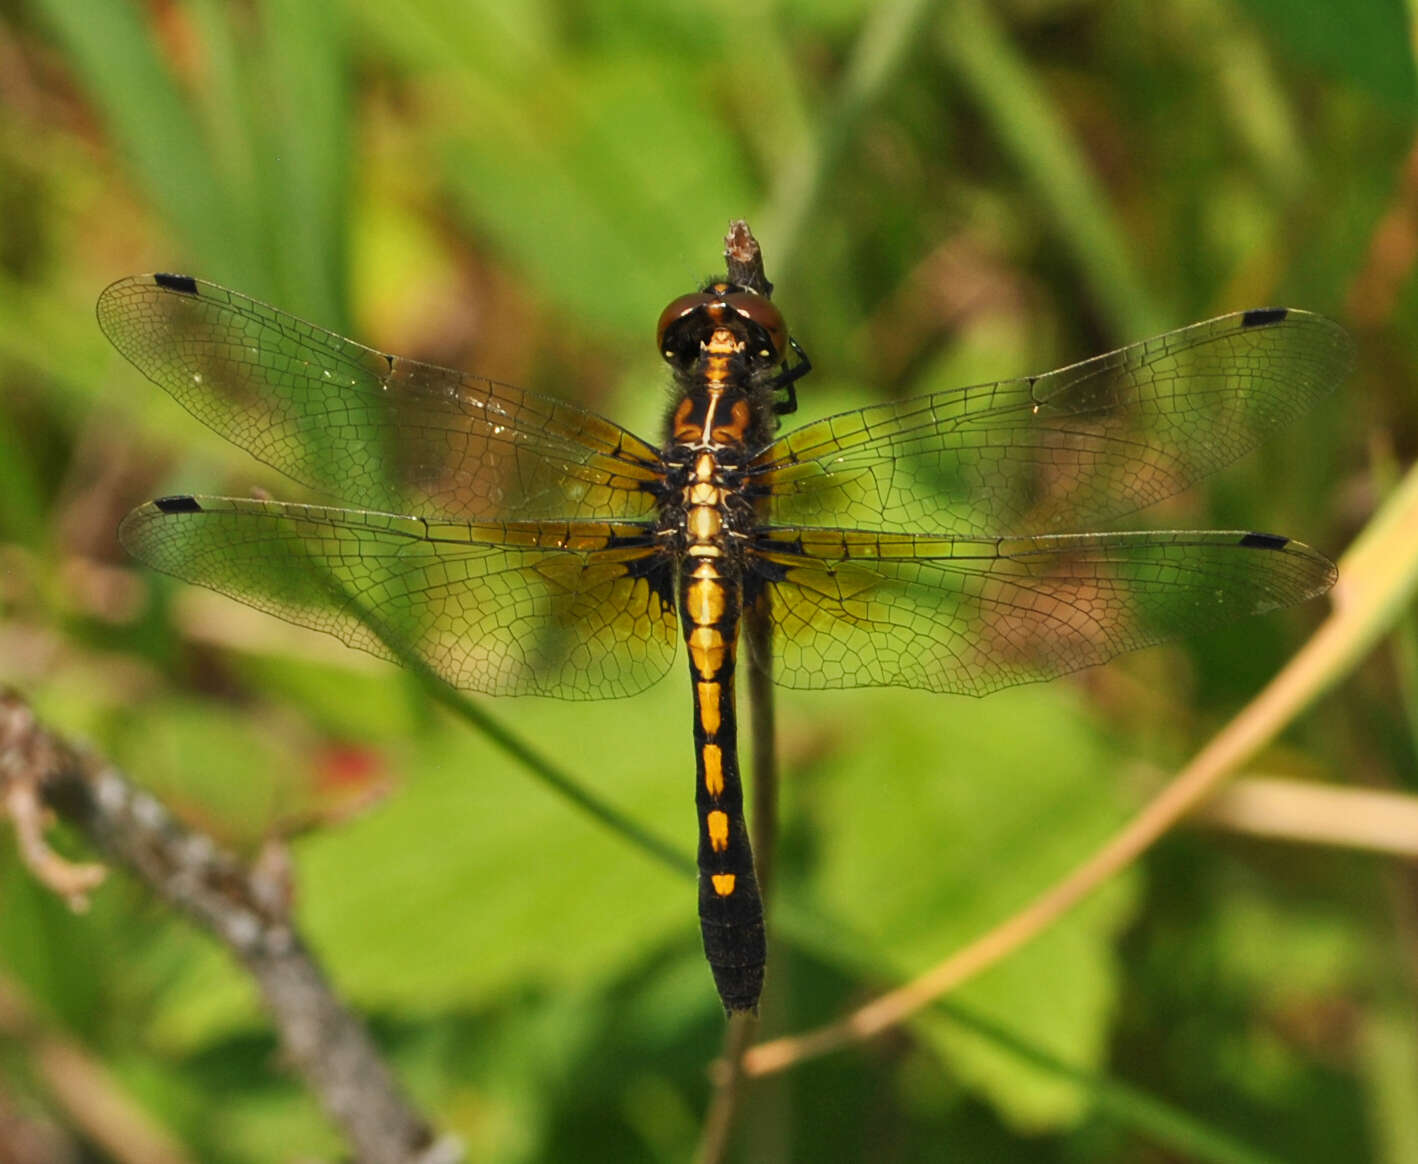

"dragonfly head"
[656,281,788,374]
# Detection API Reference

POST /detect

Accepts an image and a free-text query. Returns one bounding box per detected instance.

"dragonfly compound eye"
[657,292,716,365]
[722,290,788,363]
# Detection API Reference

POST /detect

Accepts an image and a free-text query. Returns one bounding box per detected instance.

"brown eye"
[724,291,788,361]
[656,292,714,355]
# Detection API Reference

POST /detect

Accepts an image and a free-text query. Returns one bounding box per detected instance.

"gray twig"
[0,689,461,1164]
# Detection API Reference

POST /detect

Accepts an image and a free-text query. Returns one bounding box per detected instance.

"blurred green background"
[1,0,1416,1161]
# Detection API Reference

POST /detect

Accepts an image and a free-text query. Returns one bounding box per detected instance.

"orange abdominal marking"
[686,577,725,623]
[702,742,724,796]
[711,874,736,897]
[707,810,729,852]
[697,684,721,735]
[688,625,726,676]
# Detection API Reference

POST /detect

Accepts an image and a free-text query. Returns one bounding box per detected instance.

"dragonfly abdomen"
[673,434,766,1013]
[681,530,765,1013]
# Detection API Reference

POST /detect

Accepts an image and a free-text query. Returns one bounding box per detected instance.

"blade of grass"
[1197,776,1418,855]
[1370,431,1418,777]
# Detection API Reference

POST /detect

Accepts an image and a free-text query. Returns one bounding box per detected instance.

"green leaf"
[795,682,1140,1128]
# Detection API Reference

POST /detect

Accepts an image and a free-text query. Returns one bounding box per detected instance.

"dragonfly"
[98,264,1350,1014]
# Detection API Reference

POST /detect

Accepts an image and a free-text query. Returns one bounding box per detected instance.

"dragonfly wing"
[121,497,679,699]
[749,525,1335,696]
[754,309,1351,536]
[99,275,664,522]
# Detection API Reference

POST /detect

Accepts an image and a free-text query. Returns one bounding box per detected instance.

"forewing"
[751,526,1335,696]
[120,497,678,699]
[755,309,1351,535]
[99,275,663,522]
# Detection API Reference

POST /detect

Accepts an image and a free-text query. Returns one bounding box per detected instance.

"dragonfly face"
[657,282,789,368]
[99,270,1350,1015]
